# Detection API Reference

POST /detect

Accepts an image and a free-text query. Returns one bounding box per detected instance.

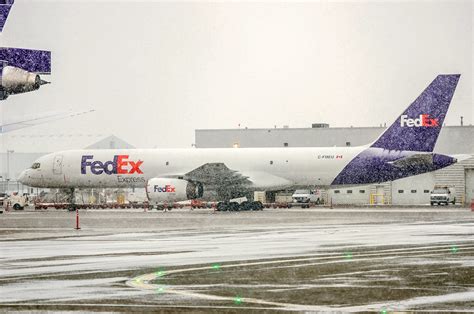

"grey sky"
[1,0,472,151]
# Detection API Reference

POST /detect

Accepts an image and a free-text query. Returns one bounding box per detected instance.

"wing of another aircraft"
[0,109,95,133]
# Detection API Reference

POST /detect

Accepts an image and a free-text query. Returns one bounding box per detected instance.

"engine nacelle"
[1,65,48,95]
[146,178,203,203]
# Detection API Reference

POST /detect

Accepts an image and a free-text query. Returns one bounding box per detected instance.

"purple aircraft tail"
[0,0,14,32]
[370,74,460,152]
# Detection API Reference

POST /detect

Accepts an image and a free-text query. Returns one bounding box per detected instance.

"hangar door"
[466,169,474,205]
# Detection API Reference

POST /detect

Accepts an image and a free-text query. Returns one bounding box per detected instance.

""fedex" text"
[81,155,143,175]
[400,114,439,127]
[154,185,176,193]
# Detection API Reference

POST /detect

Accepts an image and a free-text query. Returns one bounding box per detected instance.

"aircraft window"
[411,190,417,193]
[398,190,404,193]
[424,189,430,193]
[31,163,40,169]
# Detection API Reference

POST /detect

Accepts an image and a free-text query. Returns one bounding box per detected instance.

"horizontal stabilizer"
[388,154,434,168]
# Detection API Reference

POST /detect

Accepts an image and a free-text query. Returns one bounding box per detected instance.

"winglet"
[371,74,460,152]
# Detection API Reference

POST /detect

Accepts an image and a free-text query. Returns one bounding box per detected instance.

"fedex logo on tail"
[81,155,143,175]
[400,114,439,127]
[154,185,176,193]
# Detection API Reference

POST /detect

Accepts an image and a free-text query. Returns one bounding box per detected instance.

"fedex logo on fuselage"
[400,114,439,127]
[81,155,143,175]
[154,185,176,193]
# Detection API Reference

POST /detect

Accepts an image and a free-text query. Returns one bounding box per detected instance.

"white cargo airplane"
[19,75,461,207]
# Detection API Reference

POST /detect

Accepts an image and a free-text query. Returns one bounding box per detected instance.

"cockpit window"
[31,162,41,169]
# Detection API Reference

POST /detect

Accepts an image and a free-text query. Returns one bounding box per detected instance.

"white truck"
[292,189,321,206]
[430,186,456,206]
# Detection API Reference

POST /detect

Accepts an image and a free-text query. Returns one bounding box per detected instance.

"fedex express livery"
[19,75,461,204]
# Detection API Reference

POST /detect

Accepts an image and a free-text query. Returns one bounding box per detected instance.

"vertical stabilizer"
[371,74,460,152]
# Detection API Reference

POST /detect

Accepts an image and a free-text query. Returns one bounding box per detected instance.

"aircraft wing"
[162,162,293,199]
[0,109,95,133]
[183,163,252,186]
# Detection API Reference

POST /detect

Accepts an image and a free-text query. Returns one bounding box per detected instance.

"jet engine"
[146,178,203,203]
[0,65,49,99]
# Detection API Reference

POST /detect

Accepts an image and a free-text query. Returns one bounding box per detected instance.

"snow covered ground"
[1,208,473,311]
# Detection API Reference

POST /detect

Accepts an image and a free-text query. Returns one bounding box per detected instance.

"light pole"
[6,149,14,182]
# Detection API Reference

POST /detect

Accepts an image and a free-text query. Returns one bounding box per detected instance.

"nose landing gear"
[66,188,76,211]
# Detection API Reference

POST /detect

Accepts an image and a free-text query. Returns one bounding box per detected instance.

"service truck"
[430,186,456,206]
[8,192,28,210]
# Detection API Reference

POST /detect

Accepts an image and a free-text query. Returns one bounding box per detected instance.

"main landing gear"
[216,200,264,211]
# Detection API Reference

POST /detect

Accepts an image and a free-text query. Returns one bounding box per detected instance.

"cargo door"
[53,155,63,175]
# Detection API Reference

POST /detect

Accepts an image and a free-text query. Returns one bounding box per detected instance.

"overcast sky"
[0,0,472,150]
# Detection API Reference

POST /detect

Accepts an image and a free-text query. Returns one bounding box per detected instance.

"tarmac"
[1,207,473,312]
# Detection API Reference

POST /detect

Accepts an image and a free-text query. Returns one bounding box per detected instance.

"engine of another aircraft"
[145,178,203,203]
[0,65,48,99]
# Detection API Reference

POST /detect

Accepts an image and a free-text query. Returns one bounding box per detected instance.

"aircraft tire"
[229,202,239,211]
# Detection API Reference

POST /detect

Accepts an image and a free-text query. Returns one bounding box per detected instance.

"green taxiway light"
[381,309,387,314]
[344,252,353,260]
[212,263,221,270]
[451,245,459,253]
[156,286,165,294]
[155,270,165,277]
[234,296,243,305]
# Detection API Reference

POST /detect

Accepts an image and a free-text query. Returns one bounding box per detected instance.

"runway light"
[212,263,221,270]
[344,252,353,260]
[234,296,243,305]
[155,269,166,277]
[451,245,458,254]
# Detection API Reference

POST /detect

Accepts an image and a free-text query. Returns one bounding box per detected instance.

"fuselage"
[19,147,364,189]
[18,146,456,190]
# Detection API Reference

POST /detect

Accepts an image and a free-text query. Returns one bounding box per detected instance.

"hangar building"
[195,125,474,206]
